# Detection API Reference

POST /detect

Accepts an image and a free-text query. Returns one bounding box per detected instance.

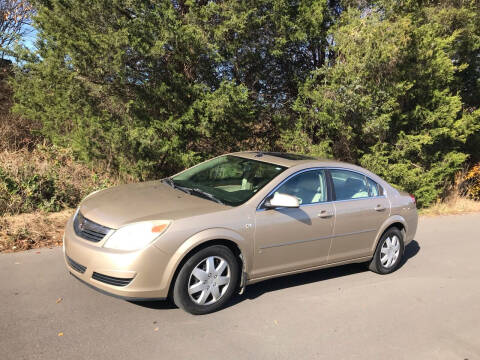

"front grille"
[92,272,134,287]
[66,255,86,274]
[73,211,111,243]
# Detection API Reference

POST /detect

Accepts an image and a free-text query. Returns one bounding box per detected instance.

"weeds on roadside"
[0,209,74,252]
[0,145,119,216]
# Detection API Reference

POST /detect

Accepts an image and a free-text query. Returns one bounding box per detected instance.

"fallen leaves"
[58,332,63,337]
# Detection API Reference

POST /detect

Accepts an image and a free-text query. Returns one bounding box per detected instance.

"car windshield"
[171,155,286,206]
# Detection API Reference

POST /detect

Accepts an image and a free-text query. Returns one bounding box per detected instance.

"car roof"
[230,151,349,169]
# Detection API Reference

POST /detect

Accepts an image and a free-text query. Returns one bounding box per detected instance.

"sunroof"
[257,152,316,160]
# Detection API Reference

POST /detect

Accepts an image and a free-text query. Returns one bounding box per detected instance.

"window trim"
[256,167,386,211]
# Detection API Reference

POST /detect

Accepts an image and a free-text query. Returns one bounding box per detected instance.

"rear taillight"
[409,194,416,204]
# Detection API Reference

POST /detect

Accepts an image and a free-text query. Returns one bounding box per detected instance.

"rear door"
[327,169,390,263]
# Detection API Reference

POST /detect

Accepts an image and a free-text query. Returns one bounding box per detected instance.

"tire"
[369,227,404,274]
[172,245,239,315]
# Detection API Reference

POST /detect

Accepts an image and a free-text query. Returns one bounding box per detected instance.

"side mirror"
[264,193,300,209]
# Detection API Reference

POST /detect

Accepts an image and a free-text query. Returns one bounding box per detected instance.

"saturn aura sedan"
[64,152,418,314]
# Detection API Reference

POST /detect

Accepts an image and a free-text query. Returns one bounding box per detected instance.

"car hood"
[79,181,227,229]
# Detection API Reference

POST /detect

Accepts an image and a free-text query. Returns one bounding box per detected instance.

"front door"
[252,169,335,279]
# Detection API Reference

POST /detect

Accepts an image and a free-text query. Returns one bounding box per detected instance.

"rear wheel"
[369,227,404,274]
[173,245,239,315]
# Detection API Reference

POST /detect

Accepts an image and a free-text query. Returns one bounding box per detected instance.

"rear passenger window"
[330,169,381,200]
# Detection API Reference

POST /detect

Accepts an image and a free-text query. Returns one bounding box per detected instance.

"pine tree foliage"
[11,0,480,207]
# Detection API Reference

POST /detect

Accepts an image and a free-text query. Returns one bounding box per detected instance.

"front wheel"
[369,227,404,274]
[172,245,239,315]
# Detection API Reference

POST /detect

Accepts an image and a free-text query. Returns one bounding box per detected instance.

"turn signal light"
[151,224,168,233]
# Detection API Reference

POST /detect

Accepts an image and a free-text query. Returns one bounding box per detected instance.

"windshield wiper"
[189,188,224,205]
[161,177,190,194]
[162,178,223,204]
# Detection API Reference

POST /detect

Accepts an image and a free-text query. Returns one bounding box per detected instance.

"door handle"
[318,210,333,218]
[374,205,386,211]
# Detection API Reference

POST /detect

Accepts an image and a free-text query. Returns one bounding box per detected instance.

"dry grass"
[419,169,480,216]
[0,209,74,253]
[0,113,42,152]
[0,145,120,216]
[420,197,480,216]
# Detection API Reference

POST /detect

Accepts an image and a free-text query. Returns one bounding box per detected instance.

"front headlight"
[103,220,171,251]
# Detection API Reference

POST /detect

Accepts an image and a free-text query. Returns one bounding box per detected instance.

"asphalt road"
[1,213,479,360]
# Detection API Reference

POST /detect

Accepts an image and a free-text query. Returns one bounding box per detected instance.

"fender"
[158,227,251,291]
[371,215,408,252]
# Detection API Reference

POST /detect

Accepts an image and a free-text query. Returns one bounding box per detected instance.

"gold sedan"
[64,152,418,314]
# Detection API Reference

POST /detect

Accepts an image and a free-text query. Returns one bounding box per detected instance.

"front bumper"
[63,215,171,299]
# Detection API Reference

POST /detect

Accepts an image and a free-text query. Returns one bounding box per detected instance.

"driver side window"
[275,170,328,205]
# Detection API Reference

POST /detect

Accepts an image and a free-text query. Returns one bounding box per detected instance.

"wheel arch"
[371,216,407,253]
[160,228,250,298]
